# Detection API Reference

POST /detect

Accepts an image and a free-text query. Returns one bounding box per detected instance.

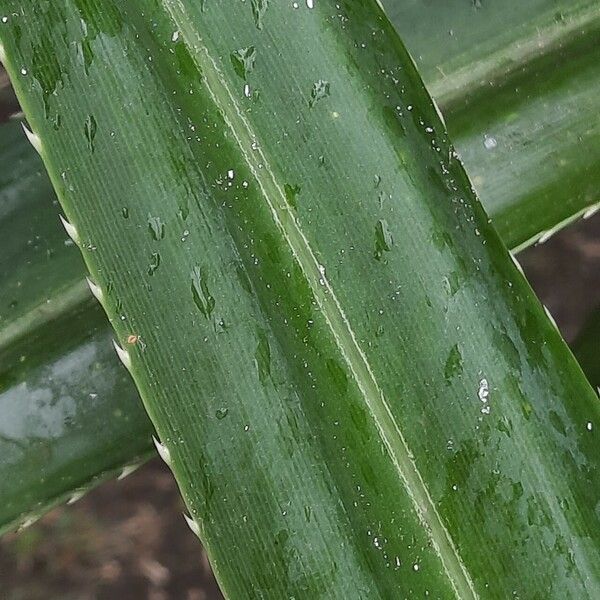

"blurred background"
[1,38,599,597]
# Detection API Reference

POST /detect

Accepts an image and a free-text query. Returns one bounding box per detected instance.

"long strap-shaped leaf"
[2,1,600,596]
[3,0,600,538]
[0,118,152,533]
[386,0,600,250]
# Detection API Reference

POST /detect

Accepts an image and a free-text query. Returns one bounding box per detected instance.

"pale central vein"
[165,4,478,597]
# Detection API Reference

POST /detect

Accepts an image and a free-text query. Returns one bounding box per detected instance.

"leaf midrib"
[164,2,478,597]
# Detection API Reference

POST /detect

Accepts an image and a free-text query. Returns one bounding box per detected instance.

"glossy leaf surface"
[386,0,600,250]
[0,119,153,533]
[1,4,599,599]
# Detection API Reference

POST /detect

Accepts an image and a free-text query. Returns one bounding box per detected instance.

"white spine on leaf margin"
[21,122,42,155]
[67,489,86,505]
[183,513,201,537]
[85,276,105,305]
[112,340,132,371]
[59,214,81,245]
[118,463,142,480]
[153,435,172,467]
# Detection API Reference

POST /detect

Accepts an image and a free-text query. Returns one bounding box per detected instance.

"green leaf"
[2,0,600,550]
[385,0,600,250]
[0,119,153,534]
[1,4,599,598]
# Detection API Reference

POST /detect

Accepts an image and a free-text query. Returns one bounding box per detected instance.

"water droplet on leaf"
[216,407,229,420]
[148,214,165,240]
[230,46,256,80]
[84,115,97,152]
[374,219,393,260]
[251,0,269,29]
[284,183,301,209]
[309,79,330,108]
[191,266,215,319]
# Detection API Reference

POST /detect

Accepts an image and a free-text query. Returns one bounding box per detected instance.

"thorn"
[510,252,524,276]
[543,305,559,330]
[112,339,132,371]
[86,277,105,304]
[19,515,40,530]
[21,122,42,155]
[118,463,141,480]
[584,202,600,220]
[67,489,86,505]
[183,514,201,537]
[537,227,557,245]
[153,435,172,466]
[59,214,80,245]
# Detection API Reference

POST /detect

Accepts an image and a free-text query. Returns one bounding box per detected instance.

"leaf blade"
[1,3,600,598]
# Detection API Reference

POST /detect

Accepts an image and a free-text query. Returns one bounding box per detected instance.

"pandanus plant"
[0,0,599,597]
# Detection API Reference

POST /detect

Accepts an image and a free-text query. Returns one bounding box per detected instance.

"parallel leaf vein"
[164,2,479,597]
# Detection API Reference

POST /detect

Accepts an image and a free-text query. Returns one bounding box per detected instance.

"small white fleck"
[20,67,27,75]
[478,378,489,402]
[587,422,593,431]
[306,0,314,7]
[292,1,299,7]
[244,83,251,97]
[413,563,420,571]
[242,180,249,188]
[227,169,235,180]
[1,16,8,23]
[171,30,180,42]
[483,135,497,150]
